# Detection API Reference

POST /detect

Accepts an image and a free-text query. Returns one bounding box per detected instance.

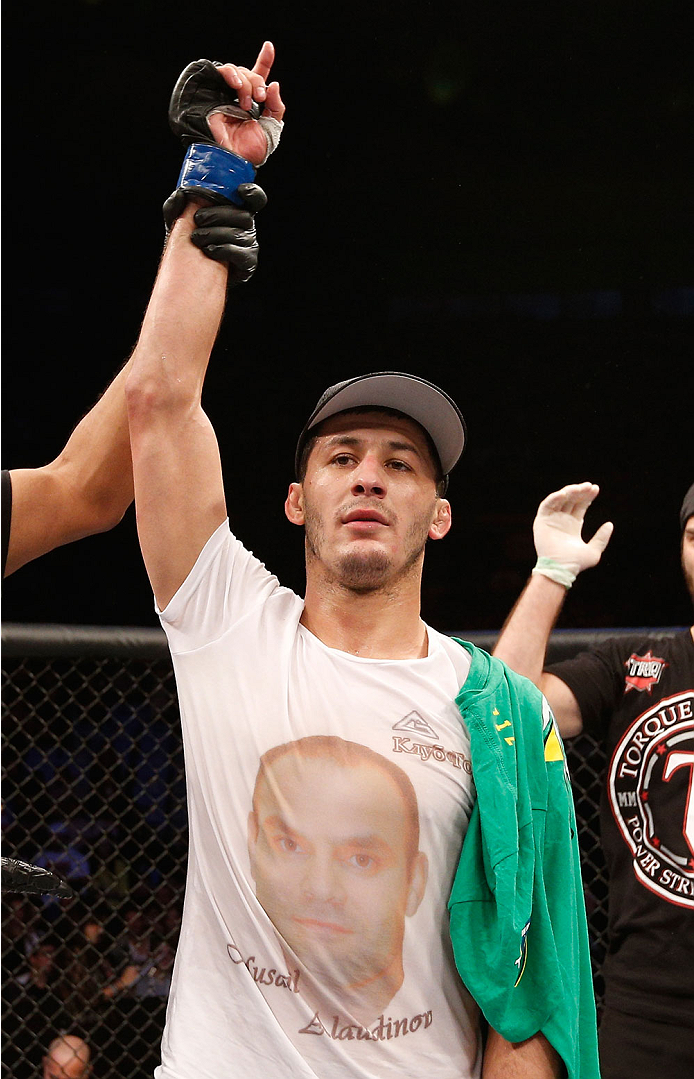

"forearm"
[51,357,134,518]
[482,1028,563,1078]
[125,201,230,609]
[5,362,134,576]
[493,572,584,736]
[125,202,228,413]
[493,573,567,686]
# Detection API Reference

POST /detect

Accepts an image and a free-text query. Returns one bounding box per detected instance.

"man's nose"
[301,854,344,904]
[351,455,386,497]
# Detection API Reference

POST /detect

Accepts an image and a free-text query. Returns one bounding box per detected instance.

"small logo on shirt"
[392,711,439,739]
[514,919,531,987]
[624,651,669,694]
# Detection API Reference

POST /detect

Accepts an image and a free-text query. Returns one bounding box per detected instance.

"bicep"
[129,401,227,610]
[539,672,583,738]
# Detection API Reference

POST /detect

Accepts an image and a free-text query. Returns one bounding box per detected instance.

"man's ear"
[429,499,452,541]
[406,851,429,916]
[285,482,305,526]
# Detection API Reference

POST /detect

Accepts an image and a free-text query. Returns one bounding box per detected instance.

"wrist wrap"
[532,556,577,589]
[176,142,256,207]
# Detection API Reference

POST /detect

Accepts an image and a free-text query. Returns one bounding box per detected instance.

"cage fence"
[2,624,610,1077]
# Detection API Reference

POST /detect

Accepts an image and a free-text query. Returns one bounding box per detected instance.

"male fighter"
[125,40,595,1078]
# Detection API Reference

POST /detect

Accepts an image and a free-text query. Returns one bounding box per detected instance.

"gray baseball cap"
[295,372,466,489]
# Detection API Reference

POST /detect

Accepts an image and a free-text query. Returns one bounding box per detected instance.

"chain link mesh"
[3,625,608,1076]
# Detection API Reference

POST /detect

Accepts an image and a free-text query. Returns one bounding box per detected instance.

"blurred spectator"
[3,931,72,1079]
[56,901,117,1026]
[43,1034,91,1079]
[14,932,66,1000]
[132,935,175,1000]
[94,896,172,1079]
[102,898,155,997]
[1,896,35,980]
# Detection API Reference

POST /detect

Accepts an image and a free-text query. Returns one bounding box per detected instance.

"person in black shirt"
[493,480,694,1079]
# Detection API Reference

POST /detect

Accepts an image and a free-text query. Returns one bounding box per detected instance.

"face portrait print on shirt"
[247,735,429,1025]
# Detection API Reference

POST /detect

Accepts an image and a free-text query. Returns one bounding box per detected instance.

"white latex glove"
[532,482,614,585]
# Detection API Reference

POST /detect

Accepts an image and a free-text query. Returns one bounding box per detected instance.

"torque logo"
[609,691,694,907]
[624,650,669,694]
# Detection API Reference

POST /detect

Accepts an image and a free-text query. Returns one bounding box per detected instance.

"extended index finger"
[252,40,275,80]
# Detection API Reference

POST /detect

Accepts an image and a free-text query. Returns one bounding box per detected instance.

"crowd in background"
[2,860,183,1079]
[2,668,186,1079]
[1,637,617,1078]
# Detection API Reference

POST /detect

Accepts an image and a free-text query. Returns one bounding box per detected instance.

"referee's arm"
[4,360,134,577]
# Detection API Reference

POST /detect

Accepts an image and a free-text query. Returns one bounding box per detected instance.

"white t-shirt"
[155,521,480,1079]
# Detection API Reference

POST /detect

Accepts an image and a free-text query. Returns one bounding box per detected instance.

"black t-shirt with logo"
[548,629,694,1025]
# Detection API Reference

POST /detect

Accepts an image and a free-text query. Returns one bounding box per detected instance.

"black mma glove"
[168,58,262,146]
[164,58,278,281]
[165,58,269,218]
[162,182,268,286]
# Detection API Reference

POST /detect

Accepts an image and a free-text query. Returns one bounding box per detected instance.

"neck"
[301,565,428,659]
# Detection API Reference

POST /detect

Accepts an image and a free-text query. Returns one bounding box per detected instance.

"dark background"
[3,0,693,633]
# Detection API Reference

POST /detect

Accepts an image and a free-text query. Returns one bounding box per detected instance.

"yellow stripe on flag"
[544,725,564,762]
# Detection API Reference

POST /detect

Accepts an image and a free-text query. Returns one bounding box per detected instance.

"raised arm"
[125,43,284,610]
[3,51,281,582]
[4,363,135,577]
[493,482,613,737]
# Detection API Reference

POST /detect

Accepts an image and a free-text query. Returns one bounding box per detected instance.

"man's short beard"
[334,549,396,593]
[681,535,694,611]
[683,564,694,610]
[304,506,429,594]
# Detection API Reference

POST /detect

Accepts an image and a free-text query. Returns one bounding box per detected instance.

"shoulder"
[452,639,545,715]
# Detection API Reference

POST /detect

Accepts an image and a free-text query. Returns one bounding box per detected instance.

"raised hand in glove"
[532,482,614,588]
[167,41,284,211]
[171,42,285,169]
[164,42,284,281]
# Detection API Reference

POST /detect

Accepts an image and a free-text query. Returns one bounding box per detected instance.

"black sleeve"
[1,469,12,577]
[546,636,635,736]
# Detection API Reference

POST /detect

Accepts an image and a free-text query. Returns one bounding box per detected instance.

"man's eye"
[332,454,354,466]
[345,852,377,871]
[388,460,411,471]
[274,835,303,855]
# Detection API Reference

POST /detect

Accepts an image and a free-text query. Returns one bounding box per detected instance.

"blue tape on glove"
[176,143,256,207]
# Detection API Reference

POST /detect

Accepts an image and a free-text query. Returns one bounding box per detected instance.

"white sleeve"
[157,519,285,654]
